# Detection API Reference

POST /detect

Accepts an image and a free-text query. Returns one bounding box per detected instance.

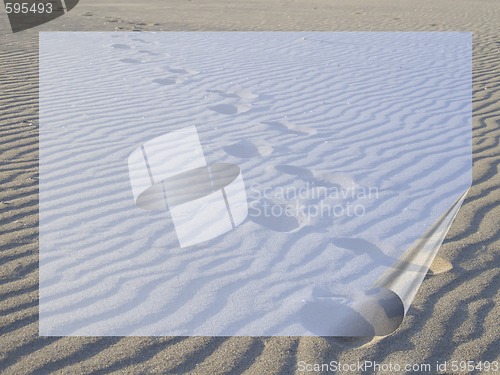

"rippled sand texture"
[1,0,498,373]
[38,32,471,337]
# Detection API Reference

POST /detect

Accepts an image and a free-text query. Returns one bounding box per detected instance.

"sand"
[38,31,470,337]
[1,0,499,373]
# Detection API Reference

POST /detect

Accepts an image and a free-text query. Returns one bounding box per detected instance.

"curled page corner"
[299,189,469,337]
[128,127,248,248]
[300,288,404,337]
[374,189,470,314]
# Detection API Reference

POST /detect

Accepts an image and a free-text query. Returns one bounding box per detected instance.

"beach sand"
[1,0,498,373]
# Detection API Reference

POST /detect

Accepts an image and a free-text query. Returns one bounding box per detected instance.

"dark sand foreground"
[0,0,498,373]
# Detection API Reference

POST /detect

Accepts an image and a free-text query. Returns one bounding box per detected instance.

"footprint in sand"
[223,139,273,158]
[272,165,360,202]
[168,66,199,76]
[263,119,317,136]
[106,17,120,23]
[207,88,261,116]
[207,89,259,100]
[248,198,307,233]
[274,165,315,180]
[237,89,259,101]
[209,102,253,115]
[152,65,199,86]
[427,256,453,275]
[313,171,359,190]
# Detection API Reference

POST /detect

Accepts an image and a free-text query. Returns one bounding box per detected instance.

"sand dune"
[1,0,499,373]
